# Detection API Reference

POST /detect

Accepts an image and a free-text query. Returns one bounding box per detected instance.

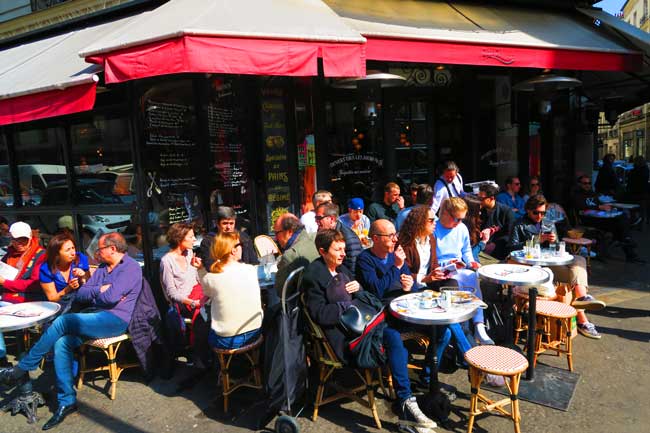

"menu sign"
[261,87,291,233]
[207,77,250,224]
[143,94,204,228]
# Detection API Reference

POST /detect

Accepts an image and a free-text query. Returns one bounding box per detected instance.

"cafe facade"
[1,0,648,289]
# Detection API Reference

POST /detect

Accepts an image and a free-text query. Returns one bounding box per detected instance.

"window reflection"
[79,214,141,266]
[13,127,67,207]
[0,137,12,207]
[0,214,74,252]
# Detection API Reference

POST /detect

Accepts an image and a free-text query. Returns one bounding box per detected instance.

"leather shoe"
[42,404,77,430]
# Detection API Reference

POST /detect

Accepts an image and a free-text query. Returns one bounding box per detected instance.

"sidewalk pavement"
[2,227,649,433]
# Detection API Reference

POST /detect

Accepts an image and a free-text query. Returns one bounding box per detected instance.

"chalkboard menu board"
[207,77,250,227]
[261,87,291,233]
[141,80,205,233]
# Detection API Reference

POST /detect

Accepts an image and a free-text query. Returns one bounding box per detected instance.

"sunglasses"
[427,218,435,223]
[531,211,547,216]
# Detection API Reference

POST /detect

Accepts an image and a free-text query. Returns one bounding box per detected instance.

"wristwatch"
[190,300,197,309]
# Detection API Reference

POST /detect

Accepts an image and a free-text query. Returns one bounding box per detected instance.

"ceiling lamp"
[331,70,406,89]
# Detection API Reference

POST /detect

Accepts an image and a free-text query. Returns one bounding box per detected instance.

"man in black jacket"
[198,206,258,270]
[478,184,514,260]
[315,202,362,273]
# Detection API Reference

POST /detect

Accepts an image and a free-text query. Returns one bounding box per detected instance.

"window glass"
[0,136,12,207]
[79,213,142,266]
[70,116,135,205]
[3,214,73,251]
[13,127,67,207]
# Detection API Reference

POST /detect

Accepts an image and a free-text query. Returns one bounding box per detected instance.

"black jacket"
[595,163,618,195]
[508,216,558,252]
[128,278,162,376]
[199,229,258,270]
[481,202,515,243]
[303,258,361,363]
[337,221,362,274]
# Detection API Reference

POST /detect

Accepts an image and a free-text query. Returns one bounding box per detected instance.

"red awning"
[80,0,367,83]
[86,35,365,84]
[0,82,97,127]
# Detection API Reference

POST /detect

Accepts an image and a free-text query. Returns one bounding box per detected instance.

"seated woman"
[436,197,493,345]
[397,205,473,366]
[464,198,494,262]
[201,232,263,350]
[160,223,210,370]
[39,232,90,314]
[303,229,361,363]
[509,195,606,339]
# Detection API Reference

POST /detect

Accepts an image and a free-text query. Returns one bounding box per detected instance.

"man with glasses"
[1,232,142,429]
[273,213,318,298]
[315,202,361,273]
[571,175,644,263]
[496,176,526,218]
[478,184,514,260]
[509,195,607,339]
[356,220,437,433]
[301,190,333,233]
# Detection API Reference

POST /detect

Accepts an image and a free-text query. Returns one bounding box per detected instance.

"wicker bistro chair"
[532,300,578,372]
[512,286,558,346]
[254,235,281,259]
[77,334,140,400]
[212,334,264,413]
[464,345,529,433]
[301,294,385,429]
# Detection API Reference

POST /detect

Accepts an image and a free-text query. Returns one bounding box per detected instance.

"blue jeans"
[208,328,260,350]
[436,323,474,368]
[18,311,127,406]
[0,301,8,360]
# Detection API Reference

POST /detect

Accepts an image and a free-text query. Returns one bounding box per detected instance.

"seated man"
[571,175,643,263]
[338,197,371,239]
[366,182,405,224]
[273,213,319,297]
[316,202,362,273]
[477,184,515,260]
[509,195,606,339]
[0,232,142,430]
[300,190,332,233]
[198,205,258,270]
[356,219,436,433]
[496,176,526,219]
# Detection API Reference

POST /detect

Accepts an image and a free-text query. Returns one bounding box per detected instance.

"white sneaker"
[399,396,437,428]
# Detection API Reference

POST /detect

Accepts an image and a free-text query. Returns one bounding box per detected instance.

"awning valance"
[79,0,366,83]
[325,0,643,72]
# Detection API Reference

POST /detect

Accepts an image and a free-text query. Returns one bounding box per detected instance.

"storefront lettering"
[329,154,383,168]
[268,171,289,182]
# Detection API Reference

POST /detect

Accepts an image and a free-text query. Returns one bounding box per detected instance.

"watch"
[190,300,197,309]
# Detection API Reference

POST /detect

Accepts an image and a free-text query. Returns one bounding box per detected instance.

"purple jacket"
[75,255,142,324]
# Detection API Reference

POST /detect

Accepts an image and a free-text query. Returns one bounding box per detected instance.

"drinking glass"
[558,241,566,256]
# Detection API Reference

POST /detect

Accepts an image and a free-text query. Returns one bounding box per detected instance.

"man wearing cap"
[339,198,370,236]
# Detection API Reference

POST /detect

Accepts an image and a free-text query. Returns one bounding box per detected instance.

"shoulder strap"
[437,178,453,199]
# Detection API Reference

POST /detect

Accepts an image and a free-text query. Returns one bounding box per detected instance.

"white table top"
[390,292,482,326]
[257,264,276,289]
[510,250,575,266]
[477,263,552,287]
[0,301,61,332]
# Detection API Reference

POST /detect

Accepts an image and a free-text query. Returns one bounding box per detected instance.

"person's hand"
[345,280,360,294]
[396,196,405,209]
[100,283,111,293]
[190,256,202,268]
[72,268,85,278]
[67,278,80,291]
[394,245,406,269]
[480,228,491,243]
[430,268,447,281]
[0,276,5,286]
[469,261,481,270]
[490,225,501,234]
[400,274,414,291]
[543,232,557,243]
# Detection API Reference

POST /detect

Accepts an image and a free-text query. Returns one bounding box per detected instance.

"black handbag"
[339,303,380,335]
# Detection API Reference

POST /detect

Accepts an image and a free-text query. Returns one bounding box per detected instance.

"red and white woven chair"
[533,300,577,371]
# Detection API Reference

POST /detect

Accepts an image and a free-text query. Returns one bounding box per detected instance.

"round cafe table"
[0,301,61,424]
[477,264,552,381]
[509,249,575,267]
[390,292,483,422]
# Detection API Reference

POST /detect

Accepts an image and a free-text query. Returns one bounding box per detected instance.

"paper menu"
[0,261,19,281]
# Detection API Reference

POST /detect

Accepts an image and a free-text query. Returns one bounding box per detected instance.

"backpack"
[347,310,387,369]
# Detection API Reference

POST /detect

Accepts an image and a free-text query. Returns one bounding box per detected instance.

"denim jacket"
[508,216,558,252]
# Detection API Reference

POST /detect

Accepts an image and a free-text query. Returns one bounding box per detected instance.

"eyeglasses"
[95,245,112,253]
[11,237,30,244]
[375,232,398,239]
[315,215,332,222]
[478,195,491,201]
[513,183,521,186]
[531,211,547,216]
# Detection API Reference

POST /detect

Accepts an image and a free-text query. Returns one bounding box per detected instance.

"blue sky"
[594,0,626,14]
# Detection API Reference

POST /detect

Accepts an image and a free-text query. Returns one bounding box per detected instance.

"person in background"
[39,232,90,314]
[200,232,263,350]
[366,182,405,223]
[396,183,434,231]
[409,182,419,206]
[300,190,332,233]
[0,221,46,303]
[627,155,649,225]
[0,232,142,430]
[522,176,543,202]
[464,198,492,262]
[273,213,319,299]
[431,161,464,216]
[355,219,436,433]
[477,183,515,260]
[198,206,258,271]
[0,217,11,248]
[594,153,619,196]
[509,195,606,339]
[160,223,210,373]
[315,202,362,273]
[303,229,362,363]
[339,197,371,240]
[496,176,526,219]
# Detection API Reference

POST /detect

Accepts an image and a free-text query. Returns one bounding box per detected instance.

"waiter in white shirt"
[431,161,465,215]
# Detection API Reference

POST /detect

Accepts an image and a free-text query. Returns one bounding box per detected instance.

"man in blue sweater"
[496,176,526,219]
[356,219,436,433]
[1,232,142,430]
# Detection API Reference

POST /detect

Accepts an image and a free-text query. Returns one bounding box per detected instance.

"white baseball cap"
[9,221,32,239]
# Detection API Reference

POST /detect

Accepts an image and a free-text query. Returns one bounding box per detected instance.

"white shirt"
[415,237,431,288]
[300,211,318,233]
[431,173,464,215]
